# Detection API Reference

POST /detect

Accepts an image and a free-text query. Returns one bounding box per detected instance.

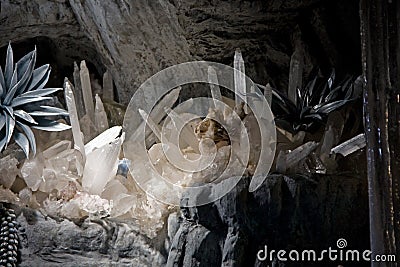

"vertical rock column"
[360,0,400,264]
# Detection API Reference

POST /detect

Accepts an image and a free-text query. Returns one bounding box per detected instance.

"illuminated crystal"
[94,94,109,133]
[82,132,125,195]
[80,60,95,122]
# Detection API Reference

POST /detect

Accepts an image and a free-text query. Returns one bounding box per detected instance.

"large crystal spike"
[73,62,85,119]
[80,60,95,122]
[264,83,272,106]
[64,79,86,163]
[95,94,109,134]
[85,126,122,155]
[331,133,366,157]
[131,87,181,142]
[151,87,181,123]
[102,70,114,101]
[234,49,247,112]
[208,66,223,110]
[139,109,162,141]
[165,108,200,153]
[288,47,304,105]
[82,132,125,195]
[79,115,98,143]
[286,141,319,169]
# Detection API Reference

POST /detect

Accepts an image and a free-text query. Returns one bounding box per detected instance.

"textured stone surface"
[0,0,360,105]
[68,0,192,104]
[167,170,369,267]
[16,207,166,267]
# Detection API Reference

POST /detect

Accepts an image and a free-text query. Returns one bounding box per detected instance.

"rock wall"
[167,173,369,267]
[0,0,360,105]
[16,208,166,267]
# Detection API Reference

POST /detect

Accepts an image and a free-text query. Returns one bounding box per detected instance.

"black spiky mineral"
[0,205,19,267]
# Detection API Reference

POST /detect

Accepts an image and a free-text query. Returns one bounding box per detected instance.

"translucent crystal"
[331,133,366,157]
[288,47,304,105]
[82,132,125,195]
[102,70,114,101]
[79,114,98,143]
[39,168,72,193]
[264,83,272,107]
[80,60,95,122]
[102,179,127,200]
[94,94,109,134]
[58,181,78,201]
[320,112,344,159]
[111,193,136,217]
[21,156,44,191]
[165,108,199,153]
[0,155,19,188]
[18,187,33,205]
[73,62,85,119]
[286,141,319,170]
[84,126,122,155]
[139,109,162,141]
[77,192,112,218]
[64,79,86,163]
[131,87,181,142]
[234,49,247,112]
[56,192,112,219]
[42,140,71,160]
[0,186,20,204]
[242,112,261,169]
[208,66,223,110]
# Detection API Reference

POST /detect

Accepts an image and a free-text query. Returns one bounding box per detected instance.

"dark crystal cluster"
[0,205,19,267]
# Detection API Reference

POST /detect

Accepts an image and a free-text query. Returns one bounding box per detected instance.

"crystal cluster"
[122,50,277,204]
[0,48,365,240]
[0,60,168,238]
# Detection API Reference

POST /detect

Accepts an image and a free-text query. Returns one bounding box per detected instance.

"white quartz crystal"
[0,155,19,188]
[95,94,109,134]
[21,156,44,191]
[82,132,125,195]
[234,49,247,112]
[84,126,122,155]
[102,70,114,101]
[64,79,86,163]
[208,66,223,110]
[80,60,95,122]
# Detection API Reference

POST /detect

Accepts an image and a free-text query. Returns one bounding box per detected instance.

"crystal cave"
[0,1,399,267]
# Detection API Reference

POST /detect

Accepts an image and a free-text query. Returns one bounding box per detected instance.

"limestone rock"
[16,208,166,266]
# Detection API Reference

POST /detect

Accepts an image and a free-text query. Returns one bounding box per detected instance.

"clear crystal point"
[102,70,114,101]
[234,49,247,112]
[82,132,125,195]
[131,87,181,142]
[165,107,200,153]
[288,48,304,105]
[139,109,162,141]
[64,79,86,163]
[85,126,122,155]
[73,62,85,119]
[80,60,95,122]
[208,66,223,110]
[264,83,272,106]
[95,94,109,134]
